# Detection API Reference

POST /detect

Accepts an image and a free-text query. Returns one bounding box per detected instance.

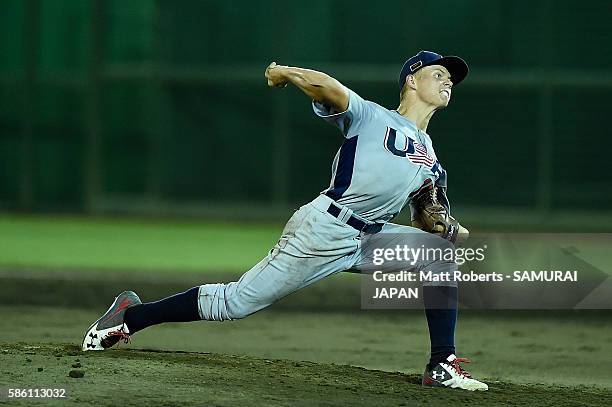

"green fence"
[1,0,611,221]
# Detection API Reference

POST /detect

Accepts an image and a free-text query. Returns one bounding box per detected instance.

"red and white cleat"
[82,291,141,351]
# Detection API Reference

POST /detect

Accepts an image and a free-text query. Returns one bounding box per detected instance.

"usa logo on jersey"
[383,127,435,168]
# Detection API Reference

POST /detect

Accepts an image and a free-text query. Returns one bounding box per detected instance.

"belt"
[326,202,383,234]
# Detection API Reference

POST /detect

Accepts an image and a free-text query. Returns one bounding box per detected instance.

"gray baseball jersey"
[312,89,449,223]
[197,89,457,322]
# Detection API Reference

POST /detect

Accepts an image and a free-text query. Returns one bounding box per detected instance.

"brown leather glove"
[410,180,462,244]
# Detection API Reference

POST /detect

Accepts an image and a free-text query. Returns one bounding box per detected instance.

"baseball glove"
[409,180,463,244]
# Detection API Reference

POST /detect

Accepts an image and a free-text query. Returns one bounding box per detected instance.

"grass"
[0,216,282,272]
[3,215,611,275]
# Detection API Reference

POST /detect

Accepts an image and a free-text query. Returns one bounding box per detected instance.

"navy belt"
[326,203,383,234]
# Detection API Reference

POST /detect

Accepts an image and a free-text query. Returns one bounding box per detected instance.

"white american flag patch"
[408,141,435,167]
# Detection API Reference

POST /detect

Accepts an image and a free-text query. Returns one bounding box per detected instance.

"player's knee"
[198,283,272,321]
[420,236,459,287]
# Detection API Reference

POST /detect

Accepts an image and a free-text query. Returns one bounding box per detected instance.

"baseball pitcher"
[82,50,488,391]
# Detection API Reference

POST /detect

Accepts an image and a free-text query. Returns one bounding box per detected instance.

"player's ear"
[407,74,418,90]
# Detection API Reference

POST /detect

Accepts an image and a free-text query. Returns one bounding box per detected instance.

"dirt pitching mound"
[1,343,610,406]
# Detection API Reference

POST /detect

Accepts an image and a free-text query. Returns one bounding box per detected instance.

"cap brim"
[424,56,469,85]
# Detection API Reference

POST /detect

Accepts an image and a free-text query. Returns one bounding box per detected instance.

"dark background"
[1,0,610,227]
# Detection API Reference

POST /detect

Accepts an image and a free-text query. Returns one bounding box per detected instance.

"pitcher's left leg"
[352,223,487,391]
[83,203,360,350]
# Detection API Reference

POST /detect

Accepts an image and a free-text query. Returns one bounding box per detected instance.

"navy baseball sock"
[423,285,458,369]
[123,286,201,334]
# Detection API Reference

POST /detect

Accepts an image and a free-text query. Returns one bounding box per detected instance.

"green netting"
[0,1,610,214]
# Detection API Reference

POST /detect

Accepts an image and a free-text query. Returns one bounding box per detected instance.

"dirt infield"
[2,305,612,407]
[2,342,611,407]
[2,255,612,405]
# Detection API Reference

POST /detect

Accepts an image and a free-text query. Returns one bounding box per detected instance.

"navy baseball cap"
[398,50,469,89]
